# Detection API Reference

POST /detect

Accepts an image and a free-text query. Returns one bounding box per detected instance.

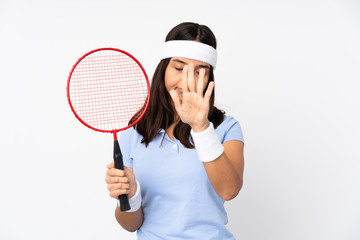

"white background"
[0,0,359,239]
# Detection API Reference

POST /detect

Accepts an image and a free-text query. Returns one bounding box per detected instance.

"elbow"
[126,227,139,233]
[221,180,243,201]
[221,189,240,201]
[119,221,142,233]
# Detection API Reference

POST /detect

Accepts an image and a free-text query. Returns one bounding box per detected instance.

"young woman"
[105,22,245,239]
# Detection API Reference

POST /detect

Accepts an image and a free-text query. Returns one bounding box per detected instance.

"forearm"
[203,151,243,201]
[115,205,143,232]
[191,122,244,200]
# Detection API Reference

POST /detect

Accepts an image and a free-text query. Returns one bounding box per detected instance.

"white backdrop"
[0,0,359,239]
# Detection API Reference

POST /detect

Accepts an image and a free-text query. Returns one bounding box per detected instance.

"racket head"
[67,48,150,134]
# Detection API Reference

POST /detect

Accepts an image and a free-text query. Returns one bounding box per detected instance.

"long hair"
[135,22,225,148]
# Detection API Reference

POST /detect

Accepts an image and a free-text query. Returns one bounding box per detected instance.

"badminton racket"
[67,48,150,211]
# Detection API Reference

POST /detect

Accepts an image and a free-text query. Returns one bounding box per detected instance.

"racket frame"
[66,47,150,140]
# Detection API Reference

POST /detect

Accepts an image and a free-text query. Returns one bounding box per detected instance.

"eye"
[175,67,183,71]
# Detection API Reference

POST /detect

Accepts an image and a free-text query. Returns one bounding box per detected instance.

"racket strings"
[68,50,148,131]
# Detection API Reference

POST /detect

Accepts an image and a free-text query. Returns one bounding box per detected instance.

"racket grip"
[114,140,131,211]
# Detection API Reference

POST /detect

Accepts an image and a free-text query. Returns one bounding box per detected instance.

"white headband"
[160,40,217,68]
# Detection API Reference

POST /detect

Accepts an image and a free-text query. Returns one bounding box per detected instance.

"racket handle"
[114,140,131,211]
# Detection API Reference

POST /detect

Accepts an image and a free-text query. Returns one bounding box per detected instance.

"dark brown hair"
[135,22,225,148]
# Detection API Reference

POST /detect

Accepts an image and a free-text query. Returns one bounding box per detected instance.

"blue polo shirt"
[119,115,244,240]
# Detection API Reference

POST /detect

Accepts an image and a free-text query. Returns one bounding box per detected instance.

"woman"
[105,22,245,239]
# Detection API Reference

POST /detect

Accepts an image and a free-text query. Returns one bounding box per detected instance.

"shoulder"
[119,125,136,139]
[119,125,143,146]
[215,115,244,143]
[216,115,239,131]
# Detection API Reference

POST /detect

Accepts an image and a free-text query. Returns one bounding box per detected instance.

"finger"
[106,162,114,169]
[187,63,196,92]
[169,89,181,109]
[105,176,129,184]
[196,68,205,96]
[110,189,131,198]
[124,166,133,173]
[107,183,130,191]
[106,168,126,177]
[204,81,215,102]
[124,166,134,178]
[182,65,189,92]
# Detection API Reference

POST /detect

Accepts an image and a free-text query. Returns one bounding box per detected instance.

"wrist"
[117,180,142,212]
[191,121,210,132]
[191,122,224,162]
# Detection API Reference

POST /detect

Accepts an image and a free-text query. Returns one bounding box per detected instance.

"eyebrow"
[172,59,210,69]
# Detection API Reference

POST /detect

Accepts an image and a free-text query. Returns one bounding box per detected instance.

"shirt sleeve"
[119,127,134,168]
[219,116,245,145]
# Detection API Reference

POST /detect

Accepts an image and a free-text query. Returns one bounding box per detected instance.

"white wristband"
[117,180,142,212]
[191,122,224,162]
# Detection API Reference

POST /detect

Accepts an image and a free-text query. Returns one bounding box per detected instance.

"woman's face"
[164,57,211,102]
